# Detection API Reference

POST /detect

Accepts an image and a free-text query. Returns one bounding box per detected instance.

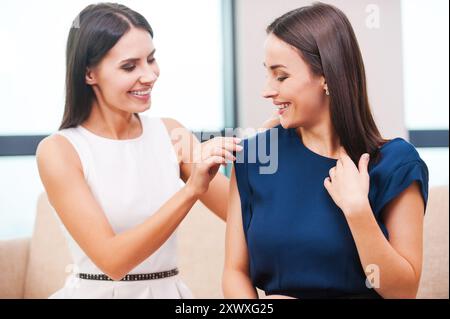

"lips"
[128,88,152,96]
[274,101,291,116]
[277,102,290,110]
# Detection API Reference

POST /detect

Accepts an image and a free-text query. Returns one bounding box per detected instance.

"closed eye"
[122,64,136,72]
[122,58,156,72]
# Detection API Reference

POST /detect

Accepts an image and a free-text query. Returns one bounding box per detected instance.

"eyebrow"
[263,62,287,70]
[120,49,156,64]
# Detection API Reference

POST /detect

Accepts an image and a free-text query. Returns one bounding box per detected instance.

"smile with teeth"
[278,103,291,110]
[129,89,152,96]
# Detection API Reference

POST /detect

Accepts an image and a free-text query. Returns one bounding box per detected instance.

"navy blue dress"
[234,126,429,299]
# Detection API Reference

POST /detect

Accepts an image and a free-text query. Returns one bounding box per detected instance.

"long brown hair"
[60,3,153,130]
[267,2,386,164]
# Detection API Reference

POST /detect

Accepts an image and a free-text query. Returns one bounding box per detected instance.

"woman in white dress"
[36,3,276,299]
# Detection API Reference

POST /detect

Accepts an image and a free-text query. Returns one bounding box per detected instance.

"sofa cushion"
[0,238,30,298]
[417,186,449,298]
[24,193,72,298]
[24,194,227,299]
[24,185,448,299]
[177,202,226,298]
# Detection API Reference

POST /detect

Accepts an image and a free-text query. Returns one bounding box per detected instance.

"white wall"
[235,0,406,139]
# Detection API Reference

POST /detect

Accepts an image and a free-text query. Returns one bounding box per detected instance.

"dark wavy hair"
[60,3,153,130]
[267,2,386,164]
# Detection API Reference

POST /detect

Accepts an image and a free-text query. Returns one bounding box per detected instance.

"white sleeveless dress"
[49,115,193,299]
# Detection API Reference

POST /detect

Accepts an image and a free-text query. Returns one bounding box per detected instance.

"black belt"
[77,268,179,281]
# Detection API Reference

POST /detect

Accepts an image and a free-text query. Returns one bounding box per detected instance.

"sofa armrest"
[0,238,30,298]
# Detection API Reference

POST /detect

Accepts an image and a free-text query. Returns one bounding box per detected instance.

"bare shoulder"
[160,117,200,142]
[160,118,199,164]
[36,134,82,177]
[160,117,184,131]
[160,117,195,141]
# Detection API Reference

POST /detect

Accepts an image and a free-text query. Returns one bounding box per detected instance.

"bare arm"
[324,153,425,298]
[345,182,424,299]
[222,166,258,298]
[162,117,280,222]
[162,118,240,221]
[36,134,224,281]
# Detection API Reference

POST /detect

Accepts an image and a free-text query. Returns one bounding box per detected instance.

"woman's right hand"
[186,137,242,197]
[258,111,280,132]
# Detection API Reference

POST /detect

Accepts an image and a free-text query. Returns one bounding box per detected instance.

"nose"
[139,65,159,85]
[262,86,278,99]
[262,79,278,99]
[139,75,157,85]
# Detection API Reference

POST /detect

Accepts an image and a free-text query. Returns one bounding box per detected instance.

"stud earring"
[325,86,330,96]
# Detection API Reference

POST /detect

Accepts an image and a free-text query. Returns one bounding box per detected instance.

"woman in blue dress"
[223,3,429,299]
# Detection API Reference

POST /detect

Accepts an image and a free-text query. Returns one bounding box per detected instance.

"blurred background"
[0,0,448,240]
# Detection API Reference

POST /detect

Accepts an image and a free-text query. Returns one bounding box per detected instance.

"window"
[0,0,224,134]
[402,0,449,187]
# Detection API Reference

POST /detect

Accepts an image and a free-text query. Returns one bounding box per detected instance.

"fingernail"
[234,138,242,143]
[364,154,370,160]
[236,145,243,151]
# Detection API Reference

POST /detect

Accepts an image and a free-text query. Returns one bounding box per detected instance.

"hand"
[324,151,371,216]
[186,137,243,197]
[258,111,280,132]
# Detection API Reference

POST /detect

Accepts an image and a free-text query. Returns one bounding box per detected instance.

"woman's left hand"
[324,151,371,217]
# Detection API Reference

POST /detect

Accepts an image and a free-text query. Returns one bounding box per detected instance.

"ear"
[85,67,97,85]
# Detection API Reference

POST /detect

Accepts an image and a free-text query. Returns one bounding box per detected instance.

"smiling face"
[262,33,329,129]
[85,27,160,114]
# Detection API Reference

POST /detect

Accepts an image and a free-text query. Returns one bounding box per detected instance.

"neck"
[296,121,341,159]
[83,101,140,140]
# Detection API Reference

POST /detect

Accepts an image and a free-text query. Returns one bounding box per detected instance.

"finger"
[209,147,236,162]
[260,112,281,129]
[206,142,243,158]
[205,139,241,156]
[205,159,224,176]
[358,153,370,174]
[204,155,227,167]
[209,137,242,148]
[329,167,336,180]
[338,148,352,163]
[336,158,344,169]
[221,142,244,152]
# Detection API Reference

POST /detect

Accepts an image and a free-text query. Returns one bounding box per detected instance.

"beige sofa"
[0,186,448,299]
